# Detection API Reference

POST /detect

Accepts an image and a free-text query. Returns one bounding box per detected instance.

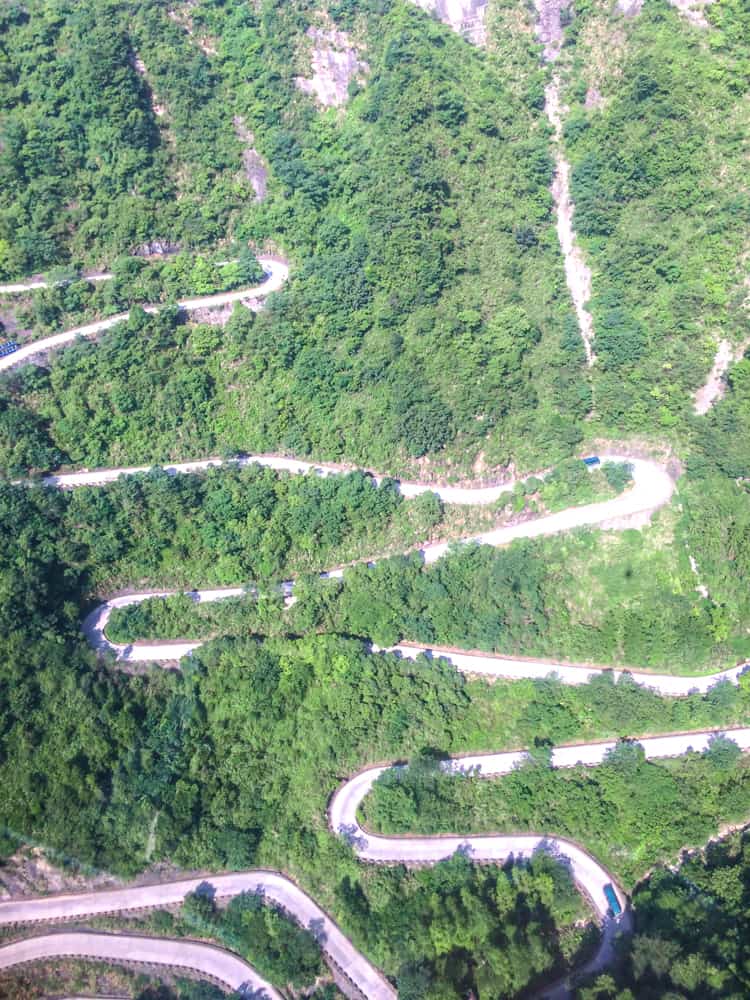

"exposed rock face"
[667,0,714,27]
[618,0,714,24]
[534,0,571,62]
[134,241,181,258]
[130,52,167,117]
[693,338,750,415]
[233,116,268,202]
[546,81,596,366]
[410,0,488,45]
[295,27,369,108]
[528,0,596,366]
[616,0,644,15]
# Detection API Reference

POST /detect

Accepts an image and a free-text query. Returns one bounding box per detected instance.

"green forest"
[1,0,750,996]
[561,0,750,432]
[1,0,588,471]
[0,246,265,344]
[580,826,750,998]
[363,736,750,885]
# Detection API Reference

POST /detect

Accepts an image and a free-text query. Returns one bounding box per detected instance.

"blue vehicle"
[603,883,622,916]
[0,341,19,358]
[582,455,600,467]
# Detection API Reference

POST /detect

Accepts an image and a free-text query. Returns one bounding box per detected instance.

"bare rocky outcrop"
[616,0,645,17]
[409,0,488,45]
[618,0,714,25]
[693,338,750,415]
[667,0,715,27]
[190,296,263,325]
[585,86,603,109]
[546,80,596,365]
[0,847,123,900]
[294,27,369,108]
[129,52,167,118]
[167,5,218,55]
[134,240,181,258]
[530,0,596,365]
[534,0,571,62]
[233,116,268,202]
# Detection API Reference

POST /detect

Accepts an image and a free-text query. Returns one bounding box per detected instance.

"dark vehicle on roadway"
[582,455,600,467]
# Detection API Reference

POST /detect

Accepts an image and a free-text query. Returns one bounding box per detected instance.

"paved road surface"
[5,729,746,997]
[385,642,750,695]
[40,452,529,504]
[34,452,664,511]
[329,727,750,995]
[0,932,281,999]
[0,273,113,294]
[0,872,395,1000]
[0,258,288,375]
[80,456,687,671]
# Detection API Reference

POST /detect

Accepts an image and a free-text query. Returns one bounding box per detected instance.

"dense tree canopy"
[579,827,750,999]
[562,0,750,431]
[1,0,587,472]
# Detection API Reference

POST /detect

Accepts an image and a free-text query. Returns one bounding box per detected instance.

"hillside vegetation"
[560,0,750,430]
[1,0,588,472]
[2,0,750,997]
[579,825,750,998]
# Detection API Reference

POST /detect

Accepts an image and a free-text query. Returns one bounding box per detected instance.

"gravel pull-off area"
[295,27,369,108]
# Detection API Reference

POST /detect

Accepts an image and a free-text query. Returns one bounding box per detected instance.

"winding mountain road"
[0,273,114,294]
[0,257,288,375]
[79,455,689,678]
[329,727,750,996]
[1,258,734,996]
[3,728,748,998]
[0,932,282,999]
[40,451,532,503]
[4,445,743,997]
[0,871,395,1000]
[384,642,750,695]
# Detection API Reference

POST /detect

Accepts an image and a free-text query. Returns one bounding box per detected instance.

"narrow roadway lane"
[0,872,396,1000]
[0,273,113,294]
[40,452,532,504]
[0,932,282,999]
[0,258,288,375]
[79,456,690,678]
[384,642,750,695]
[328,727,750,995]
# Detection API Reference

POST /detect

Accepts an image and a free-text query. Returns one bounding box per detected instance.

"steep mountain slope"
[1,0,588,474]
[558,0,750,431]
